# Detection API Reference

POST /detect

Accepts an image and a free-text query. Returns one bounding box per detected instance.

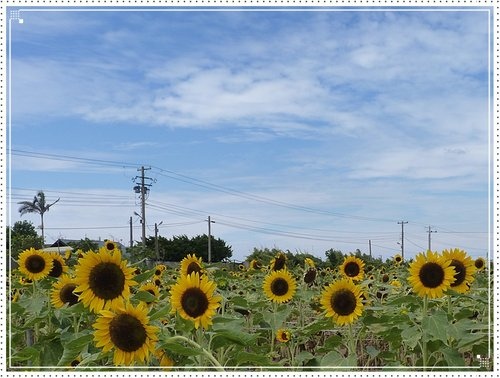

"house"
[45,238,128,256]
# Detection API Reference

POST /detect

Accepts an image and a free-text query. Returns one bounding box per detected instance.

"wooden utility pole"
[398,221,408,260]
[154,221,163,261]
[207,216,215,263]
[427,226,437,251]
[129,216,133,248]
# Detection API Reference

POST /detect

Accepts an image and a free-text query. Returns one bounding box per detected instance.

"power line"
[10,149,399,223]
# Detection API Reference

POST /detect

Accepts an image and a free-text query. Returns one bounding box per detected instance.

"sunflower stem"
[422,295,428,371]
[347,323,357,361]
[168,335,224,371]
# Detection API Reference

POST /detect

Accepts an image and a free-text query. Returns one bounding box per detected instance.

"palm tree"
[18,191,60,244]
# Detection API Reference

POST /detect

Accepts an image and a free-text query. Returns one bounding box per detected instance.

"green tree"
[325,248,345,267]
[18,190,60,243]
[245,247,284,265]
[146,234,233,262]
[7,220,44,261]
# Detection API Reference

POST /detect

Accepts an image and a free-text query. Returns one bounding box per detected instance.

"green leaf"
[133,269,155,284]
[457,332,487,352]
[211,315,245,330]
[365,345,380,359]
[58,333,94,366]
[161,340,203,356]
[401,325,420,349]
[441,347,465,366]
[236,351,272,366]
[230,296,249,308]
[211,328,256,347]
[149,305,171,322]
[423,309,448,344]
[41,339,63,366]
[133,290,157,303]
[18,292,46,315]
[10,346,40,364]
[295,351,315,366]
[320,351,356,367]
[302,318,335,335]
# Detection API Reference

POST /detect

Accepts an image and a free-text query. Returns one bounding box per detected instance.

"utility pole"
[427,226,437,251]
[369,240,372,258]
[129,216,133,248]
[398,221,408,260]
[207,216,215,264]
[154,221,163,261]
[133,166,153,245]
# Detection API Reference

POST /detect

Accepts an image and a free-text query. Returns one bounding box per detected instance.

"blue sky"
[7,7,492,262]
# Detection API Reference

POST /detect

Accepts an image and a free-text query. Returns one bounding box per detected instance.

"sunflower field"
[8,243,493,371]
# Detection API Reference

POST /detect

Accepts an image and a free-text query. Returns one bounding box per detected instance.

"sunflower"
[390,279,402,288]
[138,282,160,305]
[11,289,21,302]
[393,254,403,264]
[407,251,456,298]
[179,254,204,277]
[64,250,72,261]
[249,259,262,270]
[103,240,118,252]
[93,301,158,366]
[442,248,476,293]
[74,248,137,313]
[276,328,291,343]
[238,264,246,271]
[51,275,79,308]
[70,356,81,367]
[321,279,364,326]
[340,256,365,281]
[382,274,390,283]
[154,264,167,275]
[262,269,297,303]
[474,257,486,271]
[18,277,33,285]
[270,252,287,271]
[47,252,68,278]
[18,248,52,281]
[155,350,174,369]
[304,258,315,268]
[303,268,317,286]
[170,272,221,329]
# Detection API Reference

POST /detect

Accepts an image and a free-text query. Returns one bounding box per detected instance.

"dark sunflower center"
[49,259,63,278]
[382,274,389,283]
[396,256,402,262]
[331,289,357,316]
[88,262,126,300]
[70,359,80,367]
[181,287,209,317]
[449,259,466,287]
[475,259,484,269]
[419,262,445,288]
[109,313,147,352]
[60,283,79,306]
[273,257,286,271]
[106,243,115,251]
[304,269,317,284]
[187,262,202,275]
[26,255,46,274]
[344,262,360,277]
[270,277,289,296]
[155,269,162,276]
[281,332,289,341]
